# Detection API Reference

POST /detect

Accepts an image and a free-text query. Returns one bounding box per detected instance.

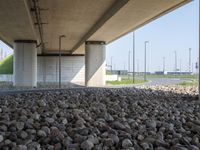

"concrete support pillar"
[14,40,37,87]
[85,41,106,86]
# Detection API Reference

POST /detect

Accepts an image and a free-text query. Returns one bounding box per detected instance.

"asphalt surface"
[0,78,192,94]
[143,78,191,86]
[107,78,192,88]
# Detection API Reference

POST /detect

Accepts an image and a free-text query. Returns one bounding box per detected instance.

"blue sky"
[106,0,199,72]
[0,0,199,73]
[0,41,13,56]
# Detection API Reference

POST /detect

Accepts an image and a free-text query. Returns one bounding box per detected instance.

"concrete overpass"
[0,0,192,87]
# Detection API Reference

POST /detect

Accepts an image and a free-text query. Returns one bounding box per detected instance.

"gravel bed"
[0,87,199,150]
[139,85,198,95]
[0,82,84,91]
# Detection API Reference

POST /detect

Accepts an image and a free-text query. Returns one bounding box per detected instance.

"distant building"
[155,71,164,75]
[129,72,151,75]
[154,71,167,75]
[110,70,128,75]
[167,72,192,75]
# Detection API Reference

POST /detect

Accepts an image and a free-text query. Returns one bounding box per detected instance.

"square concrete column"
[85,41,106,86]
[14,40,37,87]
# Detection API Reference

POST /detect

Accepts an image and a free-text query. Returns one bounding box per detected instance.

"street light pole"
[189,48,191,73]
[59,35,66,89]
[137,59,139,75]
[174,51,177,74]
[144,41,149,81]
[163,57,165,72]
[128,50,131,79]
[132,32,135,83]
[111,56,113,73]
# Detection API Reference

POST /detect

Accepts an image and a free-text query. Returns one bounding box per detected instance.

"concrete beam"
[70,0,129,54]
[42,50,71,54]
[107,0,192,45]
[0,0,37,46]
[37,54,84,57]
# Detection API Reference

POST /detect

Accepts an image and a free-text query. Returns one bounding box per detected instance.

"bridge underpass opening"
[0,0,193,88]
[0,1,199,149]
[0,0,198,95]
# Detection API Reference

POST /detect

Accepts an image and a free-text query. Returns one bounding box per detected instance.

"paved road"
[142,78,191,86]
[107,78,191,88]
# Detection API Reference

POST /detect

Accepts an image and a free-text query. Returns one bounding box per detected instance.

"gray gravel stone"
[27,142,41,149]
[19,131,28,139]
[17,145,27,150]
[103,138,114,147]
[37,130,47,137]
[16,122,25,131]
[41,126,50,135]
[81,140,94,150]
[108,134,119,145]
[38,100,46,107]
[0,86,198,149]
[0,134,3,142]
[122,139,132,148]
[62,118,68,125]
[146,119,157,128]
[45,117,54,124]
[141,142,150,149]
[0,125,7,132]
[4,139,11,145]
[112,121,126,130]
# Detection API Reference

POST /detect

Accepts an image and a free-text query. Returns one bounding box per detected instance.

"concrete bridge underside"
[0,0,192,87]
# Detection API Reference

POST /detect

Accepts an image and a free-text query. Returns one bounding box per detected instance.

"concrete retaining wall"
[0,56,85,85]
[0,75,13,82]
[106,75,121,81]
[37,56,85,85]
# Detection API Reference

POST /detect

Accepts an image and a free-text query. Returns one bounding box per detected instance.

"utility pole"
[189,48,191,73]
[144,41,149,81]
[192,63,194,73]
[174,51,177,74]
[196,57,199,74]
[179,59,182,73]
[124,62,126,70]
[58,35,66,89]
[128,50,131,79]
[163,57,165,72]
[111,56,113,73]
[132,32,135,83]
[137,59,139,75]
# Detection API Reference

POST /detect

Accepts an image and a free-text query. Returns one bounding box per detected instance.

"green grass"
[147,74,197,79]
[177,79,198,86]
[106,71,112,75]
[107,79,145,85]
[0,55,13,74]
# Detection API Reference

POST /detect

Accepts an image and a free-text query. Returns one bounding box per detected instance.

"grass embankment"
[147,74,197,79]
[107,78,145,85]
[0,55,13,74]
[178,79,198,86]
[107,74,146,85]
